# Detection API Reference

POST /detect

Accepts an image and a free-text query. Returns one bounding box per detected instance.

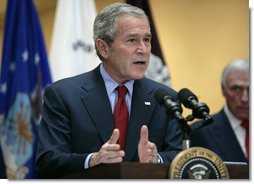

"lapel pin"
[144,101,151,105]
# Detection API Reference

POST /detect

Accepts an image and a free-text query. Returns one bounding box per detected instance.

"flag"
[49,0,101,82]
[126,0,172,86]
[0,0,52,179]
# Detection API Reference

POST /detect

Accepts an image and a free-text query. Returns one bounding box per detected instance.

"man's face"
[103,15,151,84]
[222,70,249,120]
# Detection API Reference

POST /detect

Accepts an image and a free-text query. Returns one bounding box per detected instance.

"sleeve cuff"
[84,153,94,169]
[157,154,163,163]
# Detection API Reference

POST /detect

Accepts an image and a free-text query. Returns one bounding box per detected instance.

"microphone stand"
[175,118,191,150]
[178,114,214,150]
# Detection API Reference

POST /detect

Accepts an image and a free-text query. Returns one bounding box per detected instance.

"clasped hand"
[89,125,158,167]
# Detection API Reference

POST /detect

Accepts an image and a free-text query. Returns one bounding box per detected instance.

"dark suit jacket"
[36,65,183,178]
[190,109,247,163]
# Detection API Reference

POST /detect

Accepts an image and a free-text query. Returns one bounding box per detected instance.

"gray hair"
[93,3,149,60]
[221,58,249,86]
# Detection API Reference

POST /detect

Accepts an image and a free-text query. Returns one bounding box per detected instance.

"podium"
[63,162,249,179]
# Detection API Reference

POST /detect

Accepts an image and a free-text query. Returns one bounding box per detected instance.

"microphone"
[178,88,211,120]
[154,89,184,121]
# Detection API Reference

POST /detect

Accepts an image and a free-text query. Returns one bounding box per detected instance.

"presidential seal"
[169,147,229,179]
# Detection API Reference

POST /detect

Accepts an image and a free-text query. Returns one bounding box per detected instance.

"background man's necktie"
[114,85,129,150]
[241,119,249,160]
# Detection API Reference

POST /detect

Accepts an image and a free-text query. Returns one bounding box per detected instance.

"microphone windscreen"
[154,89,169,105]
[178,88,198,105]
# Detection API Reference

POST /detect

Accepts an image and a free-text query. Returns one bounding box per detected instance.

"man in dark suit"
[36,3,182,178]
[190,59,249,162]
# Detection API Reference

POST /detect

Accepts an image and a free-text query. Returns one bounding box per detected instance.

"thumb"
[108,129,120,144]
[139,125,149,145]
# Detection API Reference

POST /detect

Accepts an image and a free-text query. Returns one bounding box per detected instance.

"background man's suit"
[36,65,183,178]
[190,109,247,162]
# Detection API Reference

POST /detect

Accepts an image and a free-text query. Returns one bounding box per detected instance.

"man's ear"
[221,84,226,97]
[95,39,109,60]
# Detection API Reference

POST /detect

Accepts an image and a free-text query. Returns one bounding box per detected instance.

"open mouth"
[133,61,146,65]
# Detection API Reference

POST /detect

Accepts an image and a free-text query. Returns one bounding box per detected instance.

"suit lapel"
[211,111,246,160]
[80,70,157,161]
[81,67,115,143]
[124,80,156,161]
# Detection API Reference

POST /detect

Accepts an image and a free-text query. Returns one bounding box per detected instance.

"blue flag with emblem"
[0,0,52,179]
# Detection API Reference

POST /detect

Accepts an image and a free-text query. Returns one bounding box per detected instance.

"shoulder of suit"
[47,69,99,91]
[137,77,177,99]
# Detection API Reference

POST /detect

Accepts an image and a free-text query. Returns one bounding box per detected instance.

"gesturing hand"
[89,129,125,167]
[138,125,158,163]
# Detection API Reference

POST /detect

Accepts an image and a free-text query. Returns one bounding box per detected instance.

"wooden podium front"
[63,162,249,179]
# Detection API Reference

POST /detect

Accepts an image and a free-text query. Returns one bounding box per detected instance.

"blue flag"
[0,0,52,179]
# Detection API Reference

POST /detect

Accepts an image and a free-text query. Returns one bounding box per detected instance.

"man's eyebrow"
[126,33,152,37]
[145,33,152,37]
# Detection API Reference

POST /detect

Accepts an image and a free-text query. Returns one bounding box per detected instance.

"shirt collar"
[99,64,134,96]
[223,105,242,130]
